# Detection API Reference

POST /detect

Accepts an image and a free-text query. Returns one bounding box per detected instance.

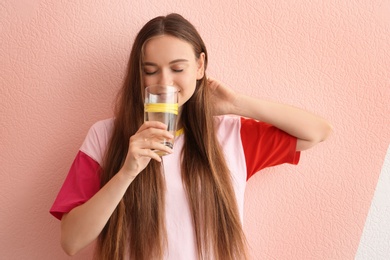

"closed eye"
[144,70,157,75]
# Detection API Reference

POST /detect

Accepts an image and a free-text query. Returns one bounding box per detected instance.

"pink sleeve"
[240,117,300,180]
[49,151,101,220]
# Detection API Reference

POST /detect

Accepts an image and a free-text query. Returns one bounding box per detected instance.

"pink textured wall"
[1,1,389,259]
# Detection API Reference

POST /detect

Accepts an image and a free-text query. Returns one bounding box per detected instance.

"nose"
[158,69,174,86]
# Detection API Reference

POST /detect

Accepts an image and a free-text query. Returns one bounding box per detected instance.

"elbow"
[60,224,95,256]
[312,121,333,145]
[60,222,82,256]
[64,250,77,257]
[297,122,333,151]
[60,212,96,256]
[312,121,333,146]
[319,121,333,142]
[60,213,81,256]
[61,237,79,256]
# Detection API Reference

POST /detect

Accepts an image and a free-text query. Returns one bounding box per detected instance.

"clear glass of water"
[144,85,179,156]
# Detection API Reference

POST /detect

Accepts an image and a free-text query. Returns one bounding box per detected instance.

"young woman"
[50,13,332,260]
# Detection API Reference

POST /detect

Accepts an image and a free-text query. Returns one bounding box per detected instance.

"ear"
[196,52,206,80]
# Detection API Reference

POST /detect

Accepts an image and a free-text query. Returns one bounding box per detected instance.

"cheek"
[143,77,154,87]
[178,84,197,106]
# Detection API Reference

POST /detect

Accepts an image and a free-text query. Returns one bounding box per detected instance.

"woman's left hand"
[207,77,238,115]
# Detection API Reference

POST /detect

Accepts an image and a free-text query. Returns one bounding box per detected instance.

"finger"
[138,121,168,133]
[207,76,213,85]
[207,77,219,91]
[143,128,174,140]
[128,141,163,160]
[130,130,174,156]
[133,132,173,152]
[137,148,163,162]
[143,140,173,154]
[137,143,173,161]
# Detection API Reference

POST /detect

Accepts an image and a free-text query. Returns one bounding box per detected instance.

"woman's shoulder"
[80,118,114,165]
[89,118,115,132]
[213,115,241,126]
[213,115,241,138]
[85,118,115,145]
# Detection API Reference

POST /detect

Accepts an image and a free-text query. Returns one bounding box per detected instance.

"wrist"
[231,94,249,116]
[116,168,137,184]
[232,94,269,121]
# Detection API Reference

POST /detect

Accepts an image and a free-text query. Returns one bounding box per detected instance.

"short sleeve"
[50,119,112,220]
[49,151,101,220]
[240,117,300,180]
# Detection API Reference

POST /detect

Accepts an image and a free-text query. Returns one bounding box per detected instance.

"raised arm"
[207,78,332,151]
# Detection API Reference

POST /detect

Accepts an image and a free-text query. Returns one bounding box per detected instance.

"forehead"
[143,35,196,62]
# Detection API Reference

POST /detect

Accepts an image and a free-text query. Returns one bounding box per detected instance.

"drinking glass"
[144,85,179,156]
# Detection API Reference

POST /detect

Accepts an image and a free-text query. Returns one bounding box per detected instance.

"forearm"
[232,94,332,144]
[61,170,135,256]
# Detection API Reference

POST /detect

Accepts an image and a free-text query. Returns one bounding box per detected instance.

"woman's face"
[142,35,205,106]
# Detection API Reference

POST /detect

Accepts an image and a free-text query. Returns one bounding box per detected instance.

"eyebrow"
[143,59,189,66]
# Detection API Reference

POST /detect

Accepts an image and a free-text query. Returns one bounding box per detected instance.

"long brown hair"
[96,13,248,260]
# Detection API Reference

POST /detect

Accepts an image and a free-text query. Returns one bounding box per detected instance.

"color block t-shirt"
[50,115,300,259]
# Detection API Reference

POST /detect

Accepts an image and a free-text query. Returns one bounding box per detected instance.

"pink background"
[1,0,389,259]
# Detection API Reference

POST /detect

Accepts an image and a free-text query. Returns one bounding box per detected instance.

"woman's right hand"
[120,121,174,179]
[60,121,173,255]
[61,122,173,255]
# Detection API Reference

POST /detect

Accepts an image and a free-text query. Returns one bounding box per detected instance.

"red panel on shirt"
[240,117,300,180]
[50,151,101,220]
